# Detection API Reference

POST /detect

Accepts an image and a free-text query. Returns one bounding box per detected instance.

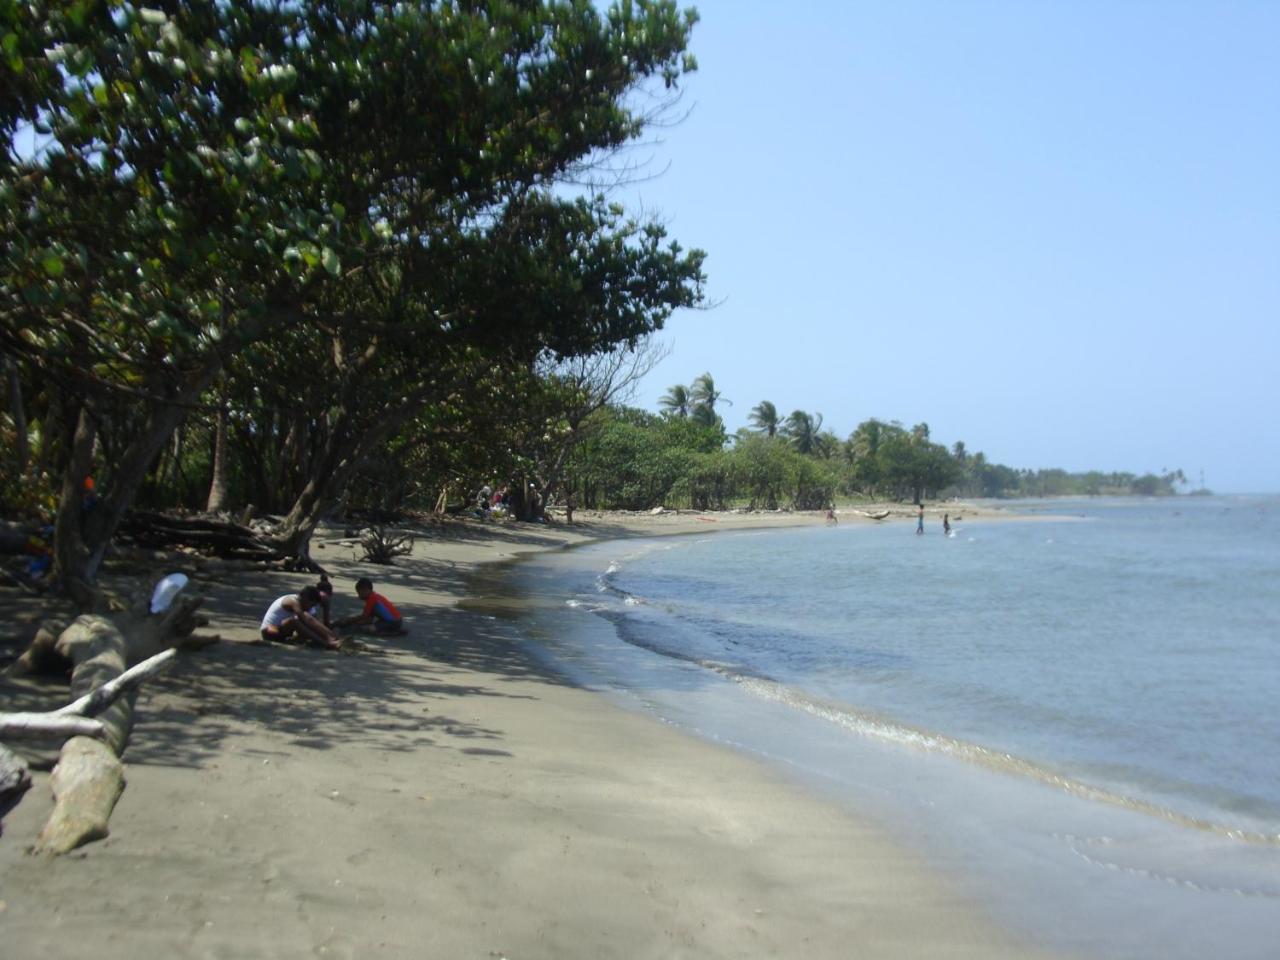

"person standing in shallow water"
[943,513,951,536]
[916,503,925,535]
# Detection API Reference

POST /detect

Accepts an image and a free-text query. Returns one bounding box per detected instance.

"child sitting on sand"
[315,574,335,626]
[260,586,341,649]
[336,578,406,635]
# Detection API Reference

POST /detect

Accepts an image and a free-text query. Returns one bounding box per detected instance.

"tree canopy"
[1,0,707,593]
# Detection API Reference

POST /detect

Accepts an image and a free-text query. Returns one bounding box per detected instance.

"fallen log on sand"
[1,744,32,824]
[118,510,279,559]
[0,648,179,742]
[855,509,892,521]
[3,582,208,853]
[0,713,107,741]
[26,650,180,855]
[0,648,182,850]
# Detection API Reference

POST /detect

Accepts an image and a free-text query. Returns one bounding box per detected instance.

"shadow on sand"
[123,596,575,772]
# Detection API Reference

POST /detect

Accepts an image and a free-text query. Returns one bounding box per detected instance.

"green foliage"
[568,406,715,510]
[726,435,835,510]
[747,400,779,438]
[1,0,708,571]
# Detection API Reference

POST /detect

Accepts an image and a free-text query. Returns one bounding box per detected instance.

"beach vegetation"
[1,0,706,598]
[747,400,780,438]
[0,1,1193,576]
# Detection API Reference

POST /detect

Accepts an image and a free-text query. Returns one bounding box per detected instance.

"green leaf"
[41,253,65,278]
[321,246,340,275]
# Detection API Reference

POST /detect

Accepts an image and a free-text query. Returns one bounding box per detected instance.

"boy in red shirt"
[337,578,406,635]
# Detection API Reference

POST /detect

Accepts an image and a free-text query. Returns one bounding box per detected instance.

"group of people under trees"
[260,575,405,651]
[473,480,550,522]
[475,483,512,519]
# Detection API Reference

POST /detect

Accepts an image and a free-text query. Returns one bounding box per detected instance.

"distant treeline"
[558,383,1187,511]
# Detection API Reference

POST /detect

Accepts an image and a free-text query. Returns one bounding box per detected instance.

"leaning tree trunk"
[269,395,419,561]
[52,358,222,599]
[51,404,99,608]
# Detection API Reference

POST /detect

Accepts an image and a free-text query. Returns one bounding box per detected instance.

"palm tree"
[847,418,885,462]
[689,372,730,420]
[813,429,840,460]
[659,383,691,418]
[690,403,722,429]
[782,410,823,455]
[749,400,780,437]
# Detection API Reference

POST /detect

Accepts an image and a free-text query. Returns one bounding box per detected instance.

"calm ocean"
[493,496,1280,958]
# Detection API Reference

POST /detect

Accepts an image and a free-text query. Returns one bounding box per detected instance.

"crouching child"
[337,578,406,635]
[261,586,341,649]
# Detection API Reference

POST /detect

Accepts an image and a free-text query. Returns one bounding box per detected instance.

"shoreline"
[0,504,1055,958]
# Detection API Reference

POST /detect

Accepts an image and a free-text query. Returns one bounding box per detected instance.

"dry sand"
[0,505,1056,959]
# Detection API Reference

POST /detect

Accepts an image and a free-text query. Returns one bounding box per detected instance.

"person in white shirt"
[260,586,340,649]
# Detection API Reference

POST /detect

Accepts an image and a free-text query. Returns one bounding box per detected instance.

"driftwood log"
[37,736,124,851]
[0,649,179,742]
[118,510,279,558]
[3,582,208,853]
[115,510,330,574]
[1,743,32,826]
[7,619,69,675]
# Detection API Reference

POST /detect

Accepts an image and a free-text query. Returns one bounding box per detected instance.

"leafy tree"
[844,418,892,493]
[1,0,706,591]
[727,435,792,510]
[568,405,717,510]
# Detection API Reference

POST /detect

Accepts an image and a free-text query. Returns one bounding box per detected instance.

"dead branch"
[359,525,415,565]
[0,714,107,740]
[56,648,178,719]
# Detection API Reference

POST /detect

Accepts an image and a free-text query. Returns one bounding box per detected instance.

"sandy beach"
[0,504,1055,959]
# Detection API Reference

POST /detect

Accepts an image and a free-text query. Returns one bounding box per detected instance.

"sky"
[608,1,1279,493]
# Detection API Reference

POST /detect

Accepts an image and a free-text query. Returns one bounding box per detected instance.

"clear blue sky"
[615,1,1278,493]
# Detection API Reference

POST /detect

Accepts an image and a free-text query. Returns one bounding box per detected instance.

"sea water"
[487,496,1280,958]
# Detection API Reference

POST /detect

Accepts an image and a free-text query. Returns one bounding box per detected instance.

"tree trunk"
[4,355,29,477]
[164,422,186,503]
[269,396,419,560]
[206,399,230,513]
[35,387,65,480]
[51,404,99,608]
[52,358,222,597]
